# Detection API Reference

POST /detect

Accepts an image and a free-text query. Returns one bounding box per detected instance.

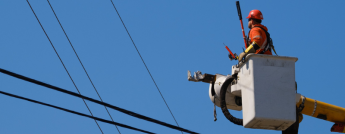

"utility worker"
[238,9,273,61]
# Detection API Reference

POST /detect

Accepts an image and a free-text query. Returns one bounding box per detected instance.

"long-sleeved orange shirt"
[248,24,272,55]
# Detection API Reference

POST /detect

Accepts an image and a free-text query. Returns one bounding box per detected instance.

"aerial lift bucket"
[188,54,345,133]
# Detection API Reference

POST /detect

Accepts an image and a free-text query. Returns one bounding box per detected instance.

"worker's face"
[248,19,253,29]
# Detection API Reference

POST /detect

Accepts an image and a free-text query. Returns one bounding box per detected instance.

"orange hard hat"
[246,9,263,20]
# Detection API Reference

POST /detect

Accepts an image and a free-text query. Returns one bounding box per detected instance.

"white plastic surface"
[238,54,298,130]
[230,67,242,96]
[209,74,242,111]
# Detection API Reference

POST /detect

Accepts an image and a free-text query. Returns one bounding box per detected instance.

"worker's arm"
[244,28,264,54]
[244,41,260,53]
[238,28,264,61]
[238,41,258,61]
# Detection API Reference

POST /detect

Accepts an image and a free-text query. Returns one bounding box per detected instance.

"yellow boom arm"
[297,96,345,133]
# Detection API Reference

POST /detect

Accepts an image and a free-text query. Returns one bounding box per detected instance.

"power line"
[46,0,121,133]
[109,1,183,133]
[0,68,199,134]
[0,90,154,134]
[26,0,104,133]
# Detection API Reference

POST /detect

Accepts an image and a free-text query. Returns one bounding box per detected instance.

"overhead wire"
[46,0,121,133]
[0,68,199,134]
[109,1,183,133]
[26,0,104,133]
[0,90,154,134]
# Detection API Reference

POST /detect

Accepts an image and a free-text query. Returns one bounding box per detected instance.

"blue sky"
[0,0,344,134]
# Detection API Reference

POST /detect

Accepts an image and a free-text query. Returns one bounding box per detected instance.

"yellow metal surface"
[297,96,345,123]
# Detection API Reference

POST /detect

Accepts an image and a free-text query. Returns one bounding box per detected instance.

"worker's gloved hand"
[238,52,246,62]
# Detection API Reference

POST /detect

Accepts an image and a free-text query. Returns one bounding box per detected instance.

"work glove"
[238,52,246,62]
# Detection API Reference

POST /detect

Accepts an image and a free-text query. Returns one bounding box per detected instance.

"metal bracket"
[188,70,216,83]
[297,96,305,112]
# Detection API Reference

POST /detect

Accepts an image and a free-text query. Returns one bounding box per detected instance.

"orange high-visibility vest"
[248,24,272,55]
